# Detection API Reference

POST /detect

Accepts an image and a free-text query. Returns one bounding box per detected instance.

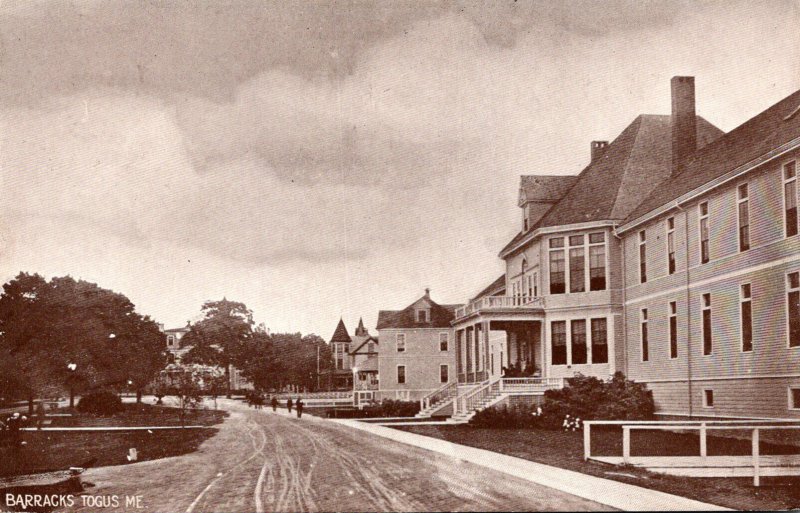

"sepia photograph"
[1,0,800,511]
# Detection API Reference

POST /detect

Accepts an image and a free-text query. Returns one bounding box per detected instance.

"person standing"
[36,401,46,430]
[296,398,304,419]
[271,396,278,412]
[286,398,293,413]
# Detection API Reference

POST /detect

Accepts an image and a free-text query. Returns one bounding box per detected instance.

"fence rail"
[583,419,800,486]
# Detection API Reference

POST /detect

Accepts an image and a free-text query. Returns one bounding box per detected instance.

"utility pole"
[316,345,320,391]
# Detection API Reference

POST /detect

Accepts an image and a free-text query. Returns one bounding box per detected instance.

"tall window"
[439,332,449,351]
[440,364,449,383]
[569,235,585,293]
[666,217,676,275]
[699,202,710,264]
[738,184,750,252]
[571,319,587,365]
[417,309,428,322]
[640,309,649,362]
[523,204,530,232]
[741,283,752,352]
[397,365,406,384]
[639,230,647,283]
[788,272,800,348]
[702,293,712,355]
[669,301,678,359]
[533,272,539,297]
[167,335,175,347]
[590,318,608,364]
[785,161,798,237]
[551,321,567,365]
[549,238,566,294]
[589,232,606,291]
[396,333,406,352]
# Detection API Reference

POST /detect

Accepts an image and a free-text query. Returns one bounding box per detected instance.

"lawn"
[0,404,227,478]
[397,424,800,511]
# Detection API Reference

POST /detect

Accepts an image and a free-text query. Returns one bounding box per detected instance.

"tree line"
[0,272,332,411]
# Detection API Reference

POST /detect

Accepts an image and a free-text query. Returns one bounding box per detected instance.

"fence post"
[700,422,707,459]
[752,428,760,487]
[419,399,424,411]
[622,426,631,464]
[583,422,591,461]
[499,379,504,392]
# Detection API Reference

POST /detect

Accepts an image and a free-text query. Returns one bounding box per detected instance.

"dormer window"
[523,204,530,231]
[417,309,428,322]
[167,335,175,347]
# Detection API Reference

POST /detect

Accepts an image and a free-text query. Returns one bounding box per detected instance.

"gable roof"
[519,175,578,205]
[350,335,378,354]
[329,318,352,343]
[376,294,460,330]
[624,88,800,227]
[499,114,723,257]
[471,274,506,301]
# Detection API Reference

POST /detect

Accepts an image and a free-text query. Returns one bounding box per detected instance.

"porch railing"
[455,295,545,319]
[500,377,564,393]
[455,378,500,415]
[354,380,379,391]
[419,381,458,411]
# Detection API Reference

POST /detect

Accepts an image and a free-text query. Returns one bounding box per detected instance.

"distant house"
[323,318,355,390]
[159,323,253,392]
[376,289,459,401]
[350,318,379,404]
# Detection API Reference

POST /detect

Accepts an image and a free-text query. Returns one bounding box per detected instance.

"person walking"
[271,396,278,412]
[296,398,304,419]
[36,401,46,430]
[286,398,293,414]
[7,412,26,448]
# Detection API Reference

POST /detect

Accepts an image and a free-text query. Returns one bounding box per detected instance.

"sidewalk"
[332,419,730,512]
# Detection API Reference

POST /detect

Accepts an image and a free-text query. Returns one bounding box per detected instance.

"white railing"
[419,381,459,411]
[455,378,501,415]
[274,391,352,400]
[583,419,800,487]
[455,295,545,319]
[500,377,564,392]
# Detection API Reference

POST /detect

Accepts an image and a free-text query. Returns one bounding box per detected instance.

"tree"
[172,372,204,427]
[0,273,166,410]
[182,298,254,398]
[237,325,276,392]
[268,333,331,392]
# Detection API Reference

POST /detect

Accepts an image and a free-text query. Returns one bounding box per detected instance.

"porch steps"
[447,390,507,424]
[414,397,455,419]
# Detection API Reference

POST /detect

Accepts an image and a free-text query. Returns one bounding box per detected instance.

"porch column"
[541,321,548,377]
[455,329,462,376]
[474,322,481,374]
[466,326,473,377]
[483,321,491,375]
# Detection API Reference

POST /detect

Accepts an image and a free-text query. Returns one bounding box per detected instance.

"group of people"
[247,392,305,418]
[501,360,540,378]
[0,412,28,448]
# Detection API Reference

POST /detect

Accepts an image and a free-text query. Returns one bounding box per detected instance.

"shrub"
[541,372,654,428]
[362,399,420,418]
[77,390,123,415]
[471,403,543,428]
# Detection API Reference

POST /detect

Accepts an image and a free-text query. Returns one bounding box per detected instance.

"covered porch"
[455,318,545,385]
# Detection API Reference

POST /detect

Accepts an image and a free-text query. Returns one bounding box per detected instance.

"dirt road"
[70,400,609,512]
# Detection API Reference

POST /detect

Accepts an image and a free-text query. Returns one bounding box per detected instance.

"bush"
[471,403,543,428]
[362,399,420,418]
[77,390,123,415]
[541,372,654,428]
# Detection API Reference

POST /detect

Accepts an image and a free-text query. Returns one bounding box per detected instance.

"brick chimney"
[671,76,697,174]
[591,141,609,163]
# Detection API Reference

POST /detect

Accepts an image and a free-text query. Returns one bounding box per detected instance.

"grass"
[397,424,800,511]
[0,403,227,478]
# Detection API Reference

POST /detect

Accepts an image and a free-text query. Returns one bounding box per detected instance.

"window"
[589,232,606,291]
[788,272,800,348]
[790,387,800,410]
[523,204,530,232]
[551,321,567,365]
[533,272,539,297]
[785,161,798,237]
[590,318,608,364]
[571,319,587,365]
[569,238,585,293]
[417,309,428,323]
[367,342,375,353]
[703,389,714,408]
[439,332,449,351]
[741,284,752,352]
[699,202,710,264]
[440,364,449,383]
[639,230,647,283]
[167,335,175,347]
[702,293,712,355]
[666,217,676,275]
[396,333,406,352]
[549,238,566,294]
[737,184,750,252]
[397,365,406,384]
[640,309,649,362]
[669,301,678,359]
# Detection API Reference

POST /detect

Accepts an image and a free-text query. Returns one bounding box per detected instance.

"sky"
[1,0,799,339]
